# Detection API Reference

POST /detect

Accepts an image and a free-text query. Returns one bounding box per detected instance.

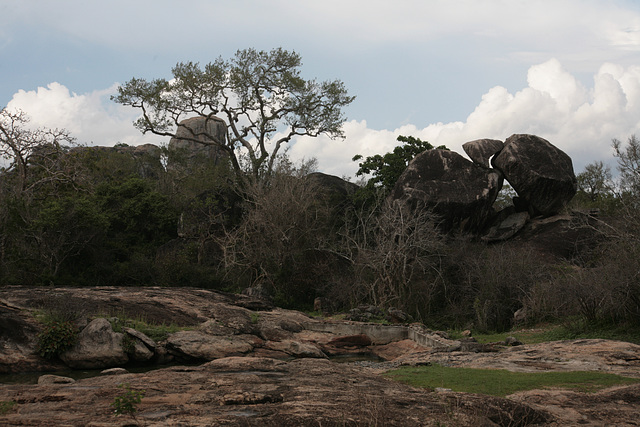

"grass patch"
[103,314,193,342]
[450,319,640,345]
[0,401,16,415]
[385,364,640,397]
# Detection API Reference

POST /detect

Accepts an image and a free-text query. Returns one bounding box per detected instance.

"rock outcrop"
[391,149,503,232]
[168,116,228,166]
[492,134,577,216]
[0,302,63,374]
[0,356,554,426]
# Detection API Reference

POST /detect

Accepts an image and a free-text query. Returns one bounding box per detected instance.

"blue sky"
[3,0,640,178]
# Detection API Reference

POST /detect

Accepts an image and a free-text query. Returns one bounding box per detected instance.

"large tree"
[113,48,355,184]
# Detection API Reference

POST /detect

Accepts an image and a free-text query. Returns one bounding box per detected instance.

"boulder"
[386,307,413,324]
[306,172,359,204]
[391,149,503,232]
[463,138,504,168]
[482,211,530,242]
[100,367,129,376]
[123,327,156,350]
[512,212,603,261]
[166,330,254,360]
[492,134,577,216]
[209,303,254,334]
[129,340,154,362]
[168,116,228,166]
[60,318,128,369]
[265,340,327,359]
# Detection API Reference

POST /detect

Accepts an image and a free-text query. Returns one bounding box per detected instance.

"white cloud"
[7,59,640,180]
[291,59,640,178]
[6,82,162,147]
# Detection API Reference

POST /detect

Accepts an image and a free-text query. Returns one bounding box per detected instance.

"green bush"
[36,320,77,359]
[112,383,145,416]
[0,401,17,415]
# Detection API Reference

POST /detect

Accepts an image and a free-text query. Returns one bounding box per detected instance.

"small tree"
[0,108,75,193]
[352,135,446,202]
[341,197,445,319]
[576,161,613,203]
[613,135,640,198]
[113,48,355,185]
[218,157,335,307]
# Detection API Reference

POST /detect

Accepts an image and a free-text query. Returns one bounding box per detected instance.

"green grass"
[385,364,640,397]
[107,317,192,342]
[449,319,640,345]
[0,401,16,415]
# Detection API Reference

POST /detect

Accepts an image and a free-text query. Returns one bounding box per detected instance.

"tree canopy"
[352,135,446,198]
[113,48,355,184]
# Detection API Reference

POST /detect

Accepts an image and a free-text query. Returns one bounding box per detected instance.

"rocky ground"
[1,286,640,426]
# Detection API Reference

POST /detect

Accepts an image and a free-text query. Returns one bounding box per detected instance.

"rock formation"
[462,138,504,168]
[492,134,577,216]
[168,116,228,166]
[391,149,503,232]
[59,318,128,369]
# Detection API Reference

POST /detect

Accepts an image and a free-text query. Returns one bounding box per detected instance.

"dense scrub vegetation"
[1,130,637,335]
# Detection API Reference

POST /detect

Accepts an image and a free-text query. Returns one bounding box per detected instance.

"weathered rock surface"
[391,149,503,232]
[0,301,64,373]
[36,375,75,385]
[513,212,603,260]
[463,138,504,168]
[168,116,228,166]
[492,134,577,216]
[394,338,640,377]
[482,211,530,242]
[2,287,640,426]
[166,330,255,360]
[59,318,128,369]
[0,356,553,426]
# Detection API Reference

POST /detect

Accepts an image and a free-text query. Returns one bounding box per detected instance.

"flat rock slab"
[0,356,551,426]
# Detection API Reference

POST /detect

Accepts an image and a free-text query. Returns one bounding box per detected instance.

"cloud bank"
[8,59,640,179]
[7,82,163,147]
[292,59,640,178]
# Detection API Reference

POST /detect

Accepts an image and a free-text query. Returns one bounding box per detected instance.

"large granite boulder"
[60,318,128,369]
[492,134,577,216]
[463,138,504,168]
[168,116,228,166]
[391,149,503,232]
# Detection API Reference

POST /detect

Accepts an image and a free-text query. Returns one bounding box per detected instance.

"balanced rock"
[492,134,577,216]
[462,138,504,168]
[60,318,128,369]
[391,149,503,232]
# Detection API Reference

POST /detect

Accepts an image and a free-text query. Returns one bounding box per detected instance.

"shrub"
[111,383,145,416]
[342,198,446,320]
[0,401,17,415]
[36,320,77,359]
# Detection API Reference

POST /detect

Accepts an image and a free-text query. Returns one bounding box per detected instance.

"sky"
[3,0,640,179]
